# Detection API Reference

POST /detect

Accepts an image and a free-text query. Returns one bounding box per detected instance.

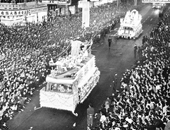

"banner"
[42,0,71,5]
[70,40,81,57]
[69,5,76,14]
[1,16,25,26]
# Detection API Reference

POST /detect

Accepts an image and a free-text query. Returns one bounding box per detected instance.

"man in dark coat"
[134,44,137,59]
[87,103,95,128]
[108,38,112,50]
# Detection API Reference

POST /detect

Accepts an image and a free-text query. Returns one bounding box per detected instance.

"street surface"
[7,4,160,130]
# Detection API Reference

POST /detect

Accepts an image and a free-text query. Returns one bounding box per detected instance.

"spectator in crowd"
[87,103,95,129]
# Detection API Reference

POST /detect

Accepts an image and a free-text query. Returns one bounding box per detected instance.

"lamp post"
[117,0,120,14]
[117,0,119,7]
[35,0,38,6]
[78,0,90,28]
[134,0,137,6]
[24,0,26,6]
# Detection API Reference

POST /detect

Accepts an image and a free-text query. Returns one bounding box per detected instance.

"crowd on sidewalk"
[0,2,134,130]
[94,7,170,130]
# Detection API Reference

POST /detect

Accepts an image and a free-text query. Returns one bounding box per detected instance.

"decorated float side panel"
[78,67,100,103]
[74,55,95,88]
[40,89,76,113]
[72,81,79,108]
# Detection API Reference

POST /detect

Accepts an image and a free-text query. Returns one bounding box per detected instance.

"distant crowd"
[94,7,170,130]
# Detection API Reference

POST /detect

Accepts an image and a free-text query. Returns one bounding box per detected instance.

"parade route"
[7,4,160,130]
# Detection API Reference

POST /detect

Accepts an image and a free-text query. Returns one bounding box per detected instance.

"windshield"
[123,27,133,33]
[124,27,133,31]
[45,83,73,94]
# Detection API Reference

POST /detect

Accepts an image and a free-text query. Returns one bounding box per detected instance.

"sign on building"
[42,0,71,5]
[142,0,170,3]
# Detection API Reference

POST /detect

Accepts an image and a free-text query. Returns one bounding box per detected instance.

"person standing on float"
[87,103,95,129]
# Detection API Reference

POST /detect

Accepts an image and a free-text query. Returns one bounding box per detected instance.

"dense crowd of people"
[94,7,170,130]
[0,1,134,130]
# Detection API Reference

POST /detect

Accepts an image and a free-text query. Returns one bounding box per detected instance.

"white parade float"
[40,40,100,114]
[117,9,143,39]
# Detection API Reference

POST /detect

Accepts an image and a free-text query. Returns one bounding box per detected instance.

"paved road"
[7,4,159,130]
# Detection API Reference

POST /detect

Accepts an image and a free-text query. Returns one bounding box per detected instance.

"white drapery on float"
[40,40,100,114]
[40,90,77,112]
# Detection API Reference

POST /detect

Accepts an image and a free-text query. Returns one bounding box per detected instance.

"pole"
[117,0,120,14]
[36,0,38,6]
[24,0,26,7]
[134,0,137,6]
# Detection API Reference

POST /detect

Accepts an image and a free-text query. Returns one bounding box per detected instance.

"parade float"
[40,40,100,114]
[117,9,143,39]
